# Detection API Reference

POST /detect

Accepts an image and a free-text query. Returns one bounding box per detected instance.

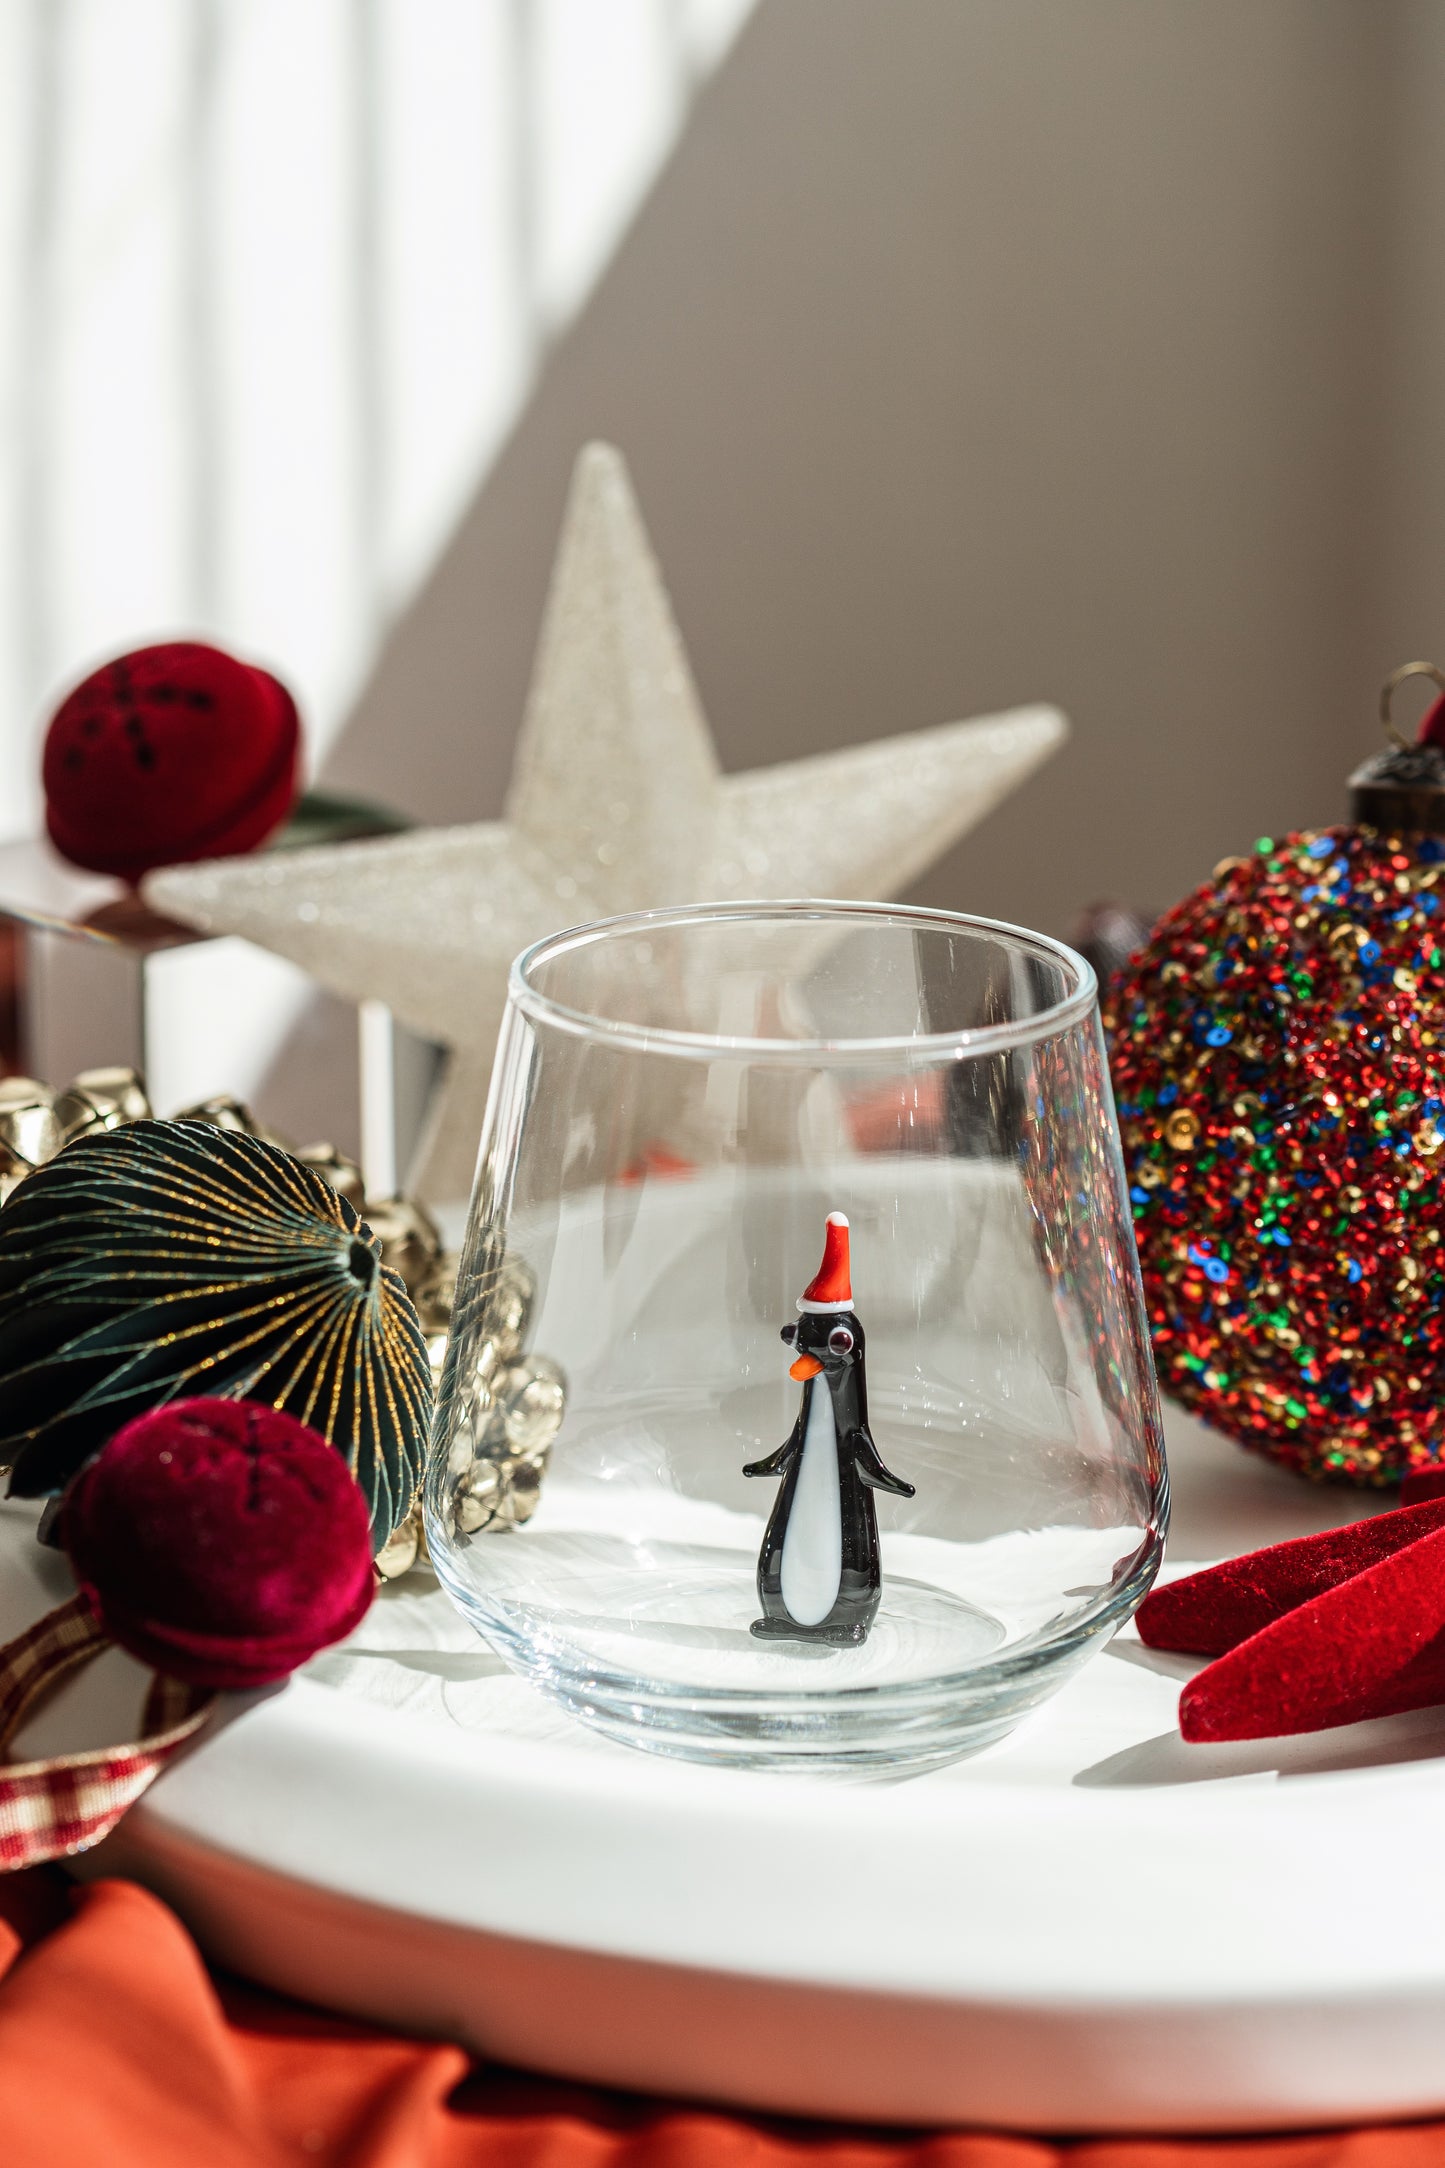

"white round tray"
[7,1406,1440,2135]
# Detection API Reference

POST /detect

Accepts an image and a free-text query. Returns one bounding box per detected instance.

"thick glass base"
[426,1510,1165,1774]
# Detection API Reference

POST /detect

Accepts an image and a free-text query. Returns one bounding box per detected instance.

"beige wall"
[1366,1,1445,697]
[326,0,1436,941]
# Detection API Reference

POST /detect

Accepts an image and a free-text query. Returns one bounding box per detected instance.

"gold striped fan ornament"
[0,1120,432,1550]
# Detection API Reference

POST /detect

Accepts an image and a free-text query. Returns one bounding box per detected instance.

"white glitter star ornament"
[146,444,1068,1202]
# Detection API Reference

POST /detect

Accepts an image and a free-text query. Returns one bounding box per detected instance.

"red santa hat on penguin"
[798,1212,852,1314]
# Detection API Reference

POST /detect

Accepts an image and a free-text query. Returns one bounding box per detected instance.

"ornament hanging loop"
[1379,661,1445,750]
[1352,663,1445,834]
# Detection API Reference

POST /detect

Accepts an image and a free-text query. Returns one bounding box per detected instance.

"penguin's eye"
[828,1326,854,1355]
[779,1323,796,1345]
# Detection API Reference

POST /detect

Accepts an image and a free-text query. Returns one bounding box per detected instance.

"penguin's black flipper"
[850,1428,915,1497]
[743,1419,803,1479]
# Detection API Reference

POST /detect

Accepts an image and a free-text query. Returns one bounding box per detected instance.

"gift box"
[0,835,442,1197]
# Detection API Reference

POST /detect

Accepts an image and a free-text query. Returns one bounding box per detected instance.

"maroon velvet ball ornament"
[60,1398,374,1690]
[43,641,300,881]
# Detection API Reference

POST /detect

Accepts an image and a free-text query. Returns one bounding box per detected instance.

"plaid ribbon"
[0,1595,213,1869]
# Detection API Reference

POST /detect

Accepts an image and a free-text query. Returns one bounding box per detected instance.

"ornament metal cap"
[798,1212,853,1313]
[1349,662,1445,834]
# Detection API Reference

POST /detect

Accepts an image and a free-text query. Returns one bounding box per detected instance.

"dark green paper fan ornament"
[0,1120,431,1549]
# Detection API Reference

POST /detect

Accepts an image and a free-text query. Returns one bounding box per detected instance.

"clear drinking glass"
[425,901,1167,1773]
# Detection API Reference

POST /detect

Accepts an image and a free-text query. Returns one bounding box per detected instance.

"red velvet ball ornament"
[60,1398,374,1689]
[43,641,300,881]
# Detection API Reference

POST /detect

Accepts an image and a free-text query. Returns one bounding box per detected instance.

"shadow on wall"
[324,0,1444,940]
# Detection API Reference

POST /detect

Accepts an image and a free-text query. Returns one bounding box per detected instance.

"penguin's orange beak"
[789,1353,823,1382]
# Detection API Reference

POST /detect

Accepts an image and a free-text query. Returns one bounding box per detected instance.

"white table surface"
[4,1403,1433,2134]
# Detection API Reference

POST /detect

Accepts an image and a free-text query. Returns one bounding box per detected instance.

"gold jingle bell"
[52,1067,151,1148]
[0,1078,61,1203]
[423,1329,450,1391]
[362,1194,443,1300]
[447,1423,479,1485]
[486,1256,535,1365]
[448,1350,567,1536]
[492,1357,566,1459]
[490,1456,544,1529]
[439,1250,566,1538]
[453,1448,547,1535]
[173,1094,282,1146]
[413,1254,457,1335]
[461,1253,536,1381]
[455,1458,504,1534]
[292,1140,366,1212]
[374,1499,425,1580]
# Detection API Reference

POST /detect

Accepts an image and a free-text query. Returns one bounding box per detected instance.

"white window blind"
[0,0,754,838]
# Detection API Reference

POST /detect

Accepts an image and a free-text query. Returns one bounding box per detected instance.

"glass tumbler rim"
[508,897,1099,1064]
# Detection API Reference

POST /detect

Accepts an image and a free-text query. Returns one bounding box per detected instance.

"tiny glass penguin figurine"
[744,1212,915,1647]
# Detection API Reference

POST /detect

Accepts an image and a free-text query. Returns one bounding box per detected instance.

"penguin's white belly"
[780,1383,843,1626]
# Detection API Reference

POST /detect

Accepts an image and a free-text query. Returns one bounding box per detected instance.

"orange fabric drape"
[1,1872,1443,2168]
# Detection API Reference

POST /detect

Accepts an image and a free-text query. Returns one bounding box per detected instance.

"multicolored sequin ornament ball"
[1105,663,1445,1486]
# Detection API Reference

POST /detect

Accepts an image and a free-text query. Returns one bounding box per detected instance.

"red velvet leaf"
[1135,1499,1445,1655]
[1178,1523,1445,1741]
[1401,1467,1445,1505]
